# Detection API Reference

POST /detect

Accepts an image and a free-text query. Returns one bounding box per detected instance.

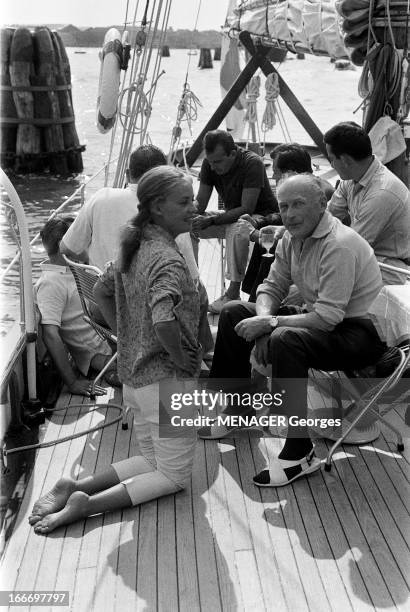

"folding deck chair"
[324,262,410,470]
[62,255,122,405]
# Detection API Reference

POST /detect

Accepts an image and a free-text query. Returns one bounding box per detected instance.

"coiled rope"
[261,72,280,132]
[168,82,202,163]
[356,0,403,123]
[244,74,261,126]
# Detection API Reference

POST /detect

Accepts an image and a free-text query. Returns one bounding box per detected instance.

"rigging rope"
[168,83,202,163]
[103,0,173,187]
[168,0,203,162]
[184,0,203,84]
[397,2,409,121]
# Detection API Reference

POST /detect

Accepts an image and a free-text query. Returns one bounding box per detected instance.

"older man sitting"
[198,174,386,487]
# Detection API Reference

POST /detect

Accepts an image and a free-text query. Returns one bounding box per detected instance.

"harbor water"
[0,47,361,337]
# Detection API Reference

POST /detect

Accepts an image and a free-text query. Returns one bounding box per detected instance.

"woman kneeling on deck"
[29,166,202,534]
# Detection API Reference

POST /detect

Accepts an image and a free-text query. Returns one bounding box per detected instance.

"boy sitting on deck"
[35,215,114,397]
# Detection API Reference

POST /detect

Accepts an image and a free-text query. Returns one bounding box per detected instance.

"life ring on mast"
[96,28,123,134]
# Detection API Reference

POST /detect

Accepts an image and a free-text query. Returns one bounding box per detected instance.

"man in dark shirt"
[193,129,279,313]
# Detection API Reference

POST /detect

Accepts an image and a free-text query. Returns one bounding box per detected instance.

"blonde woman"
[30,166,202,533]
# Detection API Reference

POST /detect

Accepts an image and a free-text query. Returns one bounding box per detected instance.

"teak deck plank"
[220,437,266,611]
[3,391,82,592]
[94,398,134,612]
[339,451,410,606]
[323,439,407,609]
[357,441,410,548]
[157,494,178,612]
[260,435,332,612]
[203,436,242,610]
[113,420,141,612]
[190,443,222,612]
[249,434,310,612]
[1,237,409,611]
[234,434,289,611]
[175,486,201,612]
[35,398,97,612]
[28,398,86,596]
[69,392,121,611]
[52,403,110,612]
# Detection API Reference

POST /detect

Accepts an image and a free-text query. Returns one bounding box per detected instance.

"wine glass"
[259,227,276,258]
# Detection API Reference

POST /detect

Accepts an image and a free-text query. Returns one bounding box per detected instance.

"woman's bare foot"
[29,477,76,525]
[33,491,90,535]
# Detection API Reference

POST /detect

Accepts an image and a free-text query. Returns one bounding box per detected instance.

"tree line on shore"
[50,25,222,48]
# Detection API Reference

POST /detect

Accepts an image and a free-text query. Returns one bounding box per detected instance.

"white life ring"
[96,28,123,134]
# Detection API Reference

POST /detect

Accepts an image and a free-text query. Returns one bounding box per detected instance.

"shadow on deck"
[1,239,409,612]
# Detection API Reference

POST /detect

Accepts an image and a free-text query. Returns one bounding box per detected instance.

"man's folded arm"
[328,182,350,225]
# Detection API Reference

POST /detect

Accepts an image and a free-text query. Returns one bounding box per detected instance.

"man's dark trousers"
[209,301,386,433]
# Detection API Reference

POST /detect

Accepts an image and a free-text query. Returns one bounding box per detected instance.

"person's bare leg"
[33,483,132,535]
[29,467,120,524]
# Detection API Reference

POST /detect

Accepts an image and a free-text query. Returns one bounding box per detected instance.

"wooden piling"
[1,26,84,174]
[213,47,221,61]
[161,45,170,57]
[9,27,42,171]
[335,59,354,71]
[198,48,213,69]
[33,27,68,174]
[51,31,83,173]
[0,29,17,168]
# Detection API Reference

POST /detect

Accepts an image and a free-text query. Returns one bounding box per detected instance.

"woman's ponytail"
[118,165,188,273]
[117,209,150,273]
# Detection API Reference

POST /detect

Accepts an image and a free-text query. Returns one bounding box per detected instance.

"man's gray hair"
[278,173,327,204]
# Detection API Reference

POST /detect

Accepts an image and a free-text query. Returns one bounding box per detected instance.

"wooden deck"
[1,239,410,611]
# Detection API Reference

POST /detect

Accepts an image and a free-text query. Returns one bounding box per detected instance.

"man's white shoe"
[253,449,322,487]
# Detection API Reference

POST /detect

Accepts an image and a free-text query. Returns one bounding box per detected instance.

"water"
[0,48,362,336]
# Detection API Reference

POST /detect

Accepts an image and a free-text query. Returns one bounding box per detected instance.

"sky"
[2,0,230,30]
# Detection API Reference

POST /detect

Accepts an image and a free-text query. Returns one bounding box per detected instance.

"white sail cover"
[226,0,348,59]
[220,0,247,138]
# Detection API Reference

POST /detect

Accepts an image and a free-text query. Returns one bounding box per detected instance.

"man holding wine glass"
[259,226,277,258]
[199,174,385,487]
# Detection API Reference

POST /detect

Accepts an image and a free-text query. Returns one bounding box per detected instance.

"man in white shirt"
[61,145,200,282]
[60,145,168,269]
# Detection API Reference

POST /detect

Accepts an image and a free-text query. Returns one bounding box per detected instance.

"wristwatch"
[269,316,279,330]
